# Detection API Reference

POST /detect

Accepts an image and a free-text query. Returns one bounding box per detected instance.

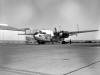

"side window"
[39,35,41,37]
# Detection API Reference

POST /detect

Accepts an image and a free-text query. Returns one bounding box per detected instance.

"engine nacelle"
[59,31,69,38]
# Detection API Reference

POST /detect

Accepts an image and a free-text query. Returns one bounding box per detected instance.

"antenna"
[76,24,79,37]
[77,24,79,32]
[59,25,61,31]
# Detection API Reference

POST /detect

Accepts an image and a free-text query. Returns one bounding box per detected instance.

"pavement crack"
[63,60,100,75]
[0,66,52,75]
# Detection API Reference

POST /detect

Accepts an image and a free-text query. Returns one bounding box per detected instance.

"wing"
[18,31,38,35]
[0,25,29,31]
[18,33,35,35]
[69,30,98,35]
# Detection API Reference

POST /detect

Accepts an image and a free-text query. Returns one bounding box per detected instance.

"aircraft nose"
[34,32,39,38]
[34,32,38,35]
[34,34,41,40]
[34,34,39,37]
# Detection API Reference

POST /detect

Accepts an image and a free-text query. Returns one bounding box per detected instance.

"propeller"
[54,27,57,33]
[76,24,79,37]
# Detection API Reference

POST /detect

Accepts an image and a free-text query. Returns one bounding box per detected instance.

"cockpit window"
[39,31,46,34]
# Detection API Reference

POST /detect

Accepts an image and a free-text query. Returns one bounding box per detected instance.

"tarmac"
[0,43,100,75]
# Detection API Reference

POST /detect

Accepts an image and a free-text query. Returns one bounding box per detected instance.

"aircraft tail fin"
[19,28,30,34]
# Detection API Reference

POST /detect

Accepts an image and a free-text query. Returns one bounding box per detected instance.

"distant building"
[0,24,26,43]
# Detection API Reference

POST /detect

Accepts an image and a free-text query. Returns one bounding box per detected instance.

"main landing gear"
[37,41,45,44]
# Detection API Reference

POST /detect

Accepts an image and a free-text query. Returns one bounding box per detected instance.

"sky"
[0,0,100,40]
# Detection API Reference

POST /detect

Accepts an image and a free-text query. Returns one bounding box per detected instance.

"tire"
[62,41,66,44]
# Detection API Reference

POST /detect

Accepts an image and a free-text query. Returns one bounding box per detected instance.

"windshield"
[39,31,46,34]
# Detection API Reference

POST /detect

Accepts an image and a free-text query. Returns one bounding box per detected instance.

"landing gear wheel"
[62,41,66,44]
[37,41,45,44]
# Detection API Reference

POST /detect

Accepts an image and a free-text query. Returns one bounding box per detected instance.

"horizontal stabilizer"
[0,25,30,31]
[18,33,35,35]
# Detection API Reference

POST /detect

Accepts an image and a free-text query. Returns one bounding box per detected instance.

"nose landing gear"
[37,41,45,44]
